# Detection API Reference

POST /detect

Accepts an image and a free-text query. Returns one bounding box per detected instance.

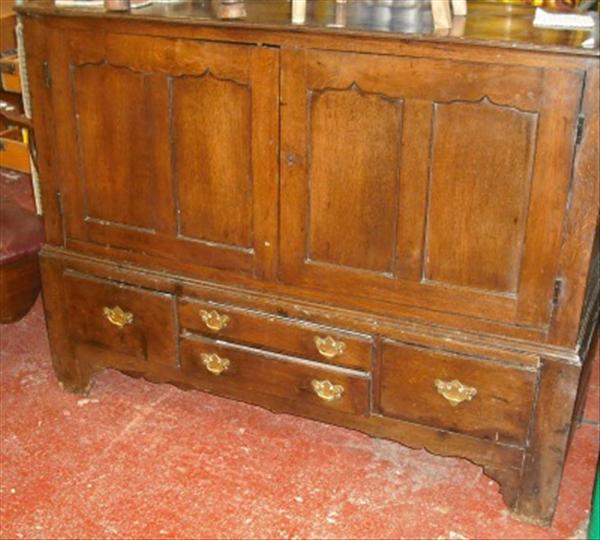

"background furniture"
[0,195,44,323]
[18,0,599,526]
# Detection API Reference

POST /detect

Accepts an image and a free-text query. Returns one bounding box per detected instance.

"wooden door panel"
[426,99,537,294]
[172,74,253,249]
[73,64,173,233]
[308,86,403,274]
[56,31,278,279]
[280,49,582,327]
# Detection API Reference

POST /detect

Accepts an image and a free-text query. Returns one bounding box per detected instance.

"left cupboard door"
[44,29,279,280]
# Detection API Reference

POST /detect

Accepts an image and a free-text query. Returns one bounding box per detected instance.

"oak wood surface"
[0,254,40,323]
[514,358,582,525]
[179,297,372,371]
[180,334,370,417]
[63,271,178,368]
[46,29,278,278]
[425,99,537,293]
[279,47,583,329]
[379,340,537,445]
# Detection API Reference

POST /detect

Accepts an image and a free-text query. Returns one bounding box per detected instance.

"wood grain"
[307,86,403,274]
[63,270,178,368]
[379,340,537,445]
[180,334,370,416]
[425,99,537,293]
[179,297,372,371]
[0,255,40,323]
[172,74,253,248]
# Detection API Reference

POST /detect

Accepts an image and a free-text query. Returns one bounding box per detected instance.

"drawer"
[63,271,177,371]
[179,298,372,371]
[379,341,537,445]
[0,54,21,93]
[0,127,30,173]
[180,334,370,416]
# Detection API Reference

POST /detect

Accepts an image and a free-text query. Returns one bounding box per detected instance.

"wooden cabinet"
[21,1,598,528]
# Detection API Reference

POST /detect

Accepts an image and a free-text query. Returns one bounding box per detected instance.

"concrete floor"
[1,170,599,539]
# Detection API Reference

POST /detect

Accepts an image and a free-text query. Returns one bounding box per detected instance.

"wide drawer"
[179,298,372,371]
[379,340,537,445]
[180,334,370,416]
[63,271,177,371]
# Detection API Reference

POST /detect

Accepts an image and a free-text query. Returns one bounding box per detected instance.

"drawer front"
[179,298,372,371]
[379,341,537,445]
[0,55,21,93]
[0,128,30,174]
[63,272,177,370]
[180,335,370,416]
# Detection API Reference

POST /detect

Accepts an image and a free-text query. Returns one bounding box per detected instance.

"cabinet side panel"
[22,18,62,244]
[549,66,600,347]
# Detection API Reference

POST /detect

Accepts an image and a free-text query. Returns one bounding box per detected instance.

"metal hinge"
[575,114,585,145]
[42,61,52,89]
[552,278,563,307]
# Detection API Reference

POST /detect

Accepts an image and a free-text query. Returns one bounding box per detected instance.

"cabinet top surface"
[16,0,599,57]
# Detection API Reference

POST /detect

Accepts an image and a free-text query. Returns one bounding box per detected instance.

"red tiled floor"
[1,301,599,540]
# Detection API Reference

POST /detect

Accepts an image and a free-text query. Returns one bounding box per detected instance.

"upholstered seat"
[0,197,44,323]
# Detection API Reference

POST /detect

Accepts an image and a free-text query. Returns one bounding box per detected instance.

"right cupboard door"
[279,48,583,328]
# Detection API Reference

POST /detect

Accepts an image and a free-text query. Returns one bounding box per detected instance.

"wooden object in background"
[0,2,16,52]
[0,127,30,173]
[17,0,599,527]
[432,0,453,29]
[0,54,21,93]
[0,196,44,323]
[451,0,468,17]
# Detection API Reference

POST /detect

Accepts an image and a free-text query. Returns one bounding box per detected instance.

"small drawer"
[179,298,372,371]
[379,340,537,445]
[180,334,370,416]
[0,127,30,173]
[63,271,177,371]
[0,54,21,93]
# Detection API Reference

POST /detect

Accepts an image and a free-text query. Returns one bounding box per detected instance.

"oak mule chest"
[18,1,599,526]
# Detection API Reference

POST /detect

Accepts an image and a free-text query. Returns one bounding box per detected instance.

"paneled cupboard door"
[280,49,583,328]
[51,32,278,279]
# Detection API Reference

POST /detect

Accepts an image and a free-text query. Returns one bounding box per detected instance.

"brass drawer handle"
[199,309,230,332]
[311,379,344,401]
[103,306,133,328]
[201,353,230,376]
[314,335,346,359]
[434,379,477,407]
